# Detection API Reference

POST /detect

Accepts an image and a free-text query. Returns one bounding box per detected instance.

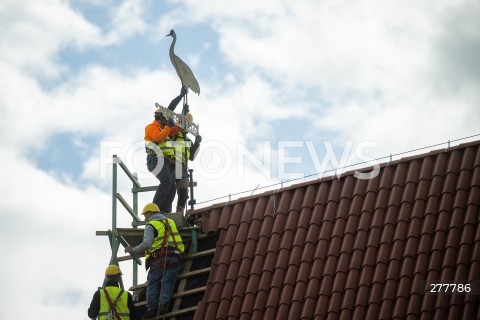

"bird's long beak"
[165,33,171,37]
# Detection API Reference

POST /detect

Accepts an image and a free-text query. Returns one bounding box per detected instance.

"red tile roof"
[189,140,480,320]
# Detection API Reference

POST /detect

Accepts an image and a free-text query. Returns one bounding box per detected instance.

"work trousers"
[146,264,180,311]
[147,156,176,213]
[175,164,189,213]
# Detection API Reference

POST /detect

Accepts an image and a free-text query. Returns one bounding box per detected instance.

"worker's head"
[105,265,122,278]
[141,203,160,220]
[186,113,193,123]
[154,107,165,121]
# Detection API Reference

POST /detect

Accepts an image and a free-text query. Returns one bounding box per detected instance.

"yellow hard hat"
[186,113,193,122]
[155,107,163,114]
[142,203,160,215]
[105,265,122,276]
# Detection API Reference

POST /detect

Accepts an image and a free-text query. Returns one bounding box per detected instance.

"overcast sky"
[1,0,479,318]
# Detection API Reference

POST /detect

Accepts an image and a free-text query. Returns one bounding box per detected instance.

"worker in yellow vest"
[125,203,184,319]
[88,265,137,319]
[171,112,202,214]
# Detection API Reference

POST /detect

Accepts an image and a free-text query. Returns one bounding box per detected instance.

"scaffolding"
[97,155,195,285]
[95,155,217,319]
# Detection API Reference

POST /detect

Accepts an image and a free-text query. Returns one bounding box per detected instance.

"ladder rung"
[182,248,216,260]
[165,306,197,318]
[172,286,207,298]
[135,284,206,305]
[177,267,211,280]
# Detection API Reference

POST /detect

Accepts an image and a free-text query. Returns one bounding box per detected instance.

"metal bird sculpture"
[166,29,200,95]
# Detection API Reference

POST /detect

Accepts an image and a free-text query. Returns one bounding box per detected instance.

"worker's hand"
[195,135,202,144]
[167,118,175,127]
[180,86,188,97]
[125,246,133,254]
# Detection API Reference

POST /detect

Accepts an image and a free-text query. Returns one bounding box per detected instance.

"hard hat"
[186,113,193,122]
[155,107,163,113]
[142,203,160,215]
[105,265,122,276]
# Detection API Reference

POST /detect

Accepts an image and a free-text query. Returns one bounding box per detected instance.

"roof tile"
[218,244,233,265]
[258,214,274,238]
[231,241,245,262]
[271,211,287,234]
[226,295,241,318]
[472,165,480,187]
[217,206,231,230]
[232,276,247,298]
[275,248,290,271]
[265,285,281,308]
[263,306,276,320]
[252,290,267,312]
[301,297,316,319]
[217,297,230,319]
[191,141,480,320]
[291,187,306,212]
[467,186,480,206]
[258,271,273,291]
[346,268,360,290]
[203,208,220,233]
[305,276,320,299]
[277,190,292,215]
[289,245,303,267]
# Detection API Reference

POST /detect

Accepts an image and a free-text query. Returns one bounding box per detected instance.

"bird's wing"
[172,56,200,95]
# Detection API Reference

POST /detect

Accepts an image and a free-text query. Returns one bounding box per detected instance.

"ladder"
[127,233,218,319]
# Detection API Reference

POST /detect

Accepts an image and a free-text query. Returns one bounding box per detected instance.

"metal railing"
[108,154,148,287]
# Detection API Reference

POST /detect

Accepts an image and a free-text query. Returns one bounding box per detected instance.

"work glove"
[195,135,202,145]
[167,118,175,127]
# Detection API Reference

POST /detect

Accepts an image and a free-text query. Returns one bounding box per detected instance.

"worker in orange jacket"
[144,89,185,213]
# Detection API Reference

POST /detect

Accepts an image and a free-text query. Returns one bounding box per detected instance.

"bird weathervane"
[166,30,200,97]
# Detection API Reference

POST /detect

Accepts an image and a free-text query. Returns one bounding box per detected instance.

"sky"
[0,0,479,318]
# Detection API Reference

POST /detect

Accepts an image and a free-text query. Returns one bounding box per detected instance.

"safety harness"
[101,288,126,320]
[150,220,182,268]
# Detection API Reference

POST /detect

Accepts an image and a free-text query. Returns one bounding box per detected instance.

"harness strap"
[157,220,181,255]
[102,288,124,320]
[163,220,181,253]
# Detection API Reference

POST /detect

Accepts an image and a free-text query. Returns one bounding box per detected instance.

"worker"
[171,113,202,214]
[88,265,138,320]
[144,89,186,213]
[125,203,184,318]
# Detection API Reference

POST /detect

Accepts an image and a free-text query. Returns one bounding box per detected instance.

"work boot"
[143,308,157,319]
[176,205,185,213]
[157,304,168,314]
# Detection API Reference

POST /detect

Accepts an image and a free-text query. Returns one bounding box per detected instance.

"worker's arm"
[168,87,187,111]
[128,224,155,255]
[145,123,171,143]
[87,290,100,319]
[169,126,182,137]
[189,135,202,161]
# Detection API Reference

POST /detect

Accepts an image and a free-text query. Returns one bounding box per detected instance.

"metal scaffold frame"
[101,154,198,289]
[106,154,157,287]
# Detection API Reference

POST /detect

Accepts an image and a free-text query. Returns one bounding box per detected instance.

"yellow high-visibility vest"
[98,287,130,320]
[172,132,191,164]
[145,219,184,261]
[145,126,175,158]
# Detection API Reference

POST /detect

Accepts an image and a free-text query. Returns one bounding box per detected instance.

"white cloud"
[103,0,149,45]
[171,0,480,151]
[0,0,100,78]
